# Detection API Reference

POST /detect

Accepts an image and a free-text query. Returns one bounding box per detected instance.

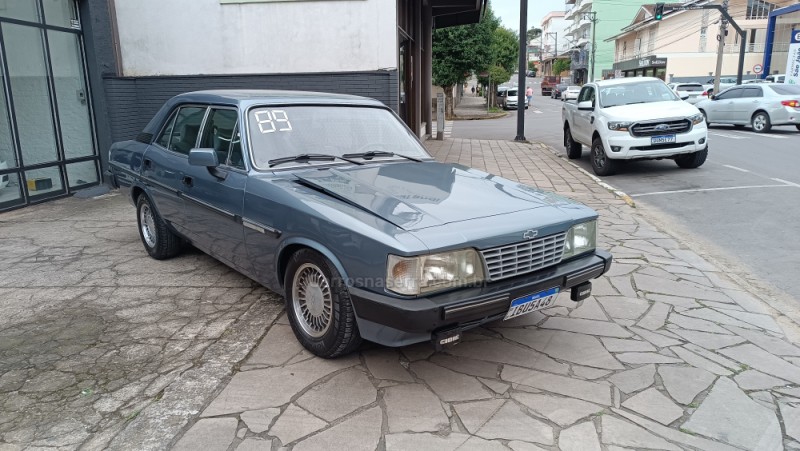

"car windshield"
[247,106,430,170]
[676,84,704,92]
[599,80,679,108]
[769,85,800,95]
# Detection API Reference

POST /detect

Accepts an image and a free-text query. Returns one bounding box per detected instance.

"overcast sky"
[491,0,568,31]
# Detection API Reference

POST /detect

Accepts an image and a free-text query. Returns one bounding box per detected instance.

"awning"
[431,0,487,28]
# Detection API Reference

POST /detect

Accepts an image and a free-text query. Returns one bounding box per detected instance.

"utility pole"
[546,31,558,76]
[713,0,729,94]
[588,12,598,82]
[515,0,527,141]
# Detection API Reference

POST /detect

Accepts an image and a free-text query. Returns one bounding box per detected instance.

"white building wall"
[541,15,570,57]
[114,0,398,76]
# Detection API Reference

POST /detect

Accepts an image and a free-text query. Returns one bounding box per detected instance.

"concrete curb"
[452,112,508,120]
[538,142,637,208]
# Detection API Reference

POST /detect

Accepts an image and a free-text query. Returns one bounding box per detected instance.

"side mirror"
[188,148,219,168]
[710,94,716,100]
[577,100,593,111]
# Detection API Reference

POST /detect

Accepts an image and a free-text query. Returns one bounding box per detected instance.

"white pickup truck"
[562,77,708,176]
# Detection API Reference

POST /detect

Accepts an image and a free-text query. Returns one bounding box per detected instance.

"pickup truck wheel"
[751,112,772,133]
[796,125,800,132]
[699,109,708,125]
[675,148,708,169]
[285,249,362,358]
[565,127,582,159]
[590,138,617,176]
[136,195,183,260]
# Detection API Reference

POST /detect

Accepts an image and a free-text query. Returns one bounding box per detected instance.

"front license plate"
[651,134,676,145]
[504,287,560,320]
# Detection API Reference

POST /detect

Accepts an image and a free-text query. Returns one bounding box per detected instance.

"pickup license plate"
[651,134,676,145]
[504,287,560,320]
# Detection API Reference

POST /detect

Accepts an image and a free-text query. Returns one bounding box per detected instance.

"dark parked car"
[109,90,612,357]
[552,84,568,100]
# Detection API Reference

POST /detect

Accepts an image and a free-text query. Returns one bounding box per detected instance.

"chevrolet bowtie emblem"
[523,229,538,240]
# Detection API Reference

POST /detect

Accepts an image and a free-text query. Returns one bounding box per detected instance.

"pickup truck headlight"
[688,113,704,125]
[562,220,597,260]
[387,249,485,296]
[607,121,632,131]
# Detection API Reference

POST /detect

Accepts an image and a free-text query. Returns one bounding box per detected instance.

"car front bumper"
[603,125,707,160]
[349,250,613,347]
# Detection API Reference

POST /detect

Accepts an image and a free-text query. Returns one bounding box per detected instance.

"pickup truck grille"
[630,119,691,137]
[480,232,566,281]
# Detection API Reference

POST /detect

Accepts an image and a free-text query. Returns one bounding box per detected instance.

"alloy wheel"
[139,204,157,248]
[292,263,333,338]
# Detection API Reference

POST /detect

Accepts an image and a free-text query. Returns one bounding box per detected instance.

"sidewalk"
[453,94,506,120]
[167,139,800,451]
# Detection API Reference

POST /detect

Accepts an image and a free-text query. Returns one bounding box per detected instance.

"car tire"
[284,248,362,358]
[136,194,183,260]
[590,137,617,176]
[564,126,582,159]
[796,125,800,132]
[751,111,772,133]
[675,147,708,169]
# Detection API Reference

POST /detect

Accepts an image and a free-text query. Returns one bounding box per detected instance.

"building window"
[622,41,627,59]
[647,29,656,54]
[634,38,642,57]
[746,0,775,20]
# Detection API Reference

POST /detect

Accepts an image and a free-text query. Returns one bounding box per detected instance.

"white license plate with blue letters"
[651,134,676,145]
[504,287,560,320]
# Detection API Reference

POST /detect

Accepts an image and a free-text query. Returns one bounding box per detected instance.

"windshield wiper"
[268,153,363,167]
[341,150,423,162]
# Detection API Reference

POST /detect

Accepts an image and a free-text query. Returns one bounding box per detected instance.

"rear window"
[507,89,518,96]
[677,84,704,92]
[770,85,800,95]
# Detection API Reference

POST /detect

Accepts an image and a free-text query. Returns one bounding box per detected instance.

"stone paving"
[175,139,800,451]
[0,196,284,449]
[2,138,800,450]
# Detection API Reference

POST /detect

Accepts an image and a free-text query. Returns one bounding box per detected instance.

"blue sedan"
[108,90,612,358]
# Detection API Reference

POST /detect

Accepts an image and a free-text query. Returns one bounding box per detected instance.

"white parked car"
[765,74,786,83]
[0,160,9,189]
[695,83,800,133]
[670,83,706,104]
[563,86,581,101]
[562,77,708,176]
[502,88,528,110]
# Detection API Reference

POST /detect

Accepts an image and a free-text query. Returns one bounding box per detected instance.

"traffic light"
[654,2,665,20]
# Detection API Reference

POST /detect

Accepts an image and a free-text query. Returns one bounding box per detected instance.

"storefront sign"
[613,56,668,72]
[787,30,800,85]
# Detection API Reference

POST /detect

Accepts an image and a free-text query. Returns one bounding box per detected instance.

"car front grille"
[630,119,691,137]
[480,232,567,281]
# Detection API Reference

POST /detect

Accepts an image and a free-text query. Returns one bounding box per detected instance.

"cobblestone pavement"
[0,195,284,450]
[3,139,800,450]
[175,139,800,451]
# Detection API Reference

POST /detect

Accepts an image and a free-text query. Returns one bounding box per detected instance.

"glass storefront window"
[0,172,24,209]
[48,30,94,159]
[0,56,17,169]
[42,0,78,28]
[4,23,59,166]
[65,160,98,188]
[0,1,41,23]
[24,166,64,198]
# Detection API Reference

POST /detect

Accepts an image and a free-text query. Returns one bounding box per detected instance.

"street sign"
[753,63,763,74]
[786,30,800,85]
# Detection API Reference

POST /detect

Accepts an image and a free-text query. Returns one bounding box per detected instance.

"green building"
[564,0,652,83]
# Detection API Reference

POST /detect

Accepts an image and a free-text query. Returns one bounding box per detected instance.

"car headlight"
[607,121,632,131]
[387,249,485,296]
[562,220,597,260]
[689,113,704,125]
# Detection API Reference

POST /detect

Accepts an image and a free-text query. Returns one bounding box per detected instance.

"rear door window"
[742,87,763,98]
[166,107,207,154]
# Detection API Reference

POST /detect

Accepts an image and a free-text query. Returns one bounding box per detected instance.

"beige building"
[608,0,796,82]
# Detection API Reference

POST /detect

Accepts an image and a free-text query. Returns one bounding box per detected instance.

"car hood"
[601,100,699,121]
[290,161,585,232]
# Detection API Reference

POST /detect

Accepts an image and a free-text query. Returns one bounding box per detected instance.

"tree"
[483,26,519,107]
[432,4,499,118]
[553,58,571,76]
[527,26,542,44]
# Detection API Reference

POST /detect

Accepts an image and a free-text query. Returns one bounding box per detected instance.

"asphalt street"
[453,78,800,301]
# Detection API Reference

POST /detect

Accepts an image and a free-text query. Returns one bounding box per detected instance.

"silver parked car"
[695,83,800,133]
[670,82,705,104]
[562,86,581,101]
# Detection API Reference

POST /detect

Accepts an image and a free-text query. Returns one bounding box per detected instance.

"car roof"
[592,77,663,87]
[173,90,383,108]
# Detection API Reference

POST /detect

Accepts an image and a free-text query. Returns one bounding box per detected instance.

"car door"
[140,105,207,236]
[573,86,596,144]
[181,107,248,267]
[706,87,742,122]
[737,87,763,124]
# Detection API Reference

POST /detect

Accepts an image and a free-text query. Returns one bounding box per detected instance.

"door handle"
[182,176,193,187]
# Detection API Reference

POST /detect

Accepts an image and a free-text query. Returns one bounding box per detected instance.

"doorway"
[0,0,99,211]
